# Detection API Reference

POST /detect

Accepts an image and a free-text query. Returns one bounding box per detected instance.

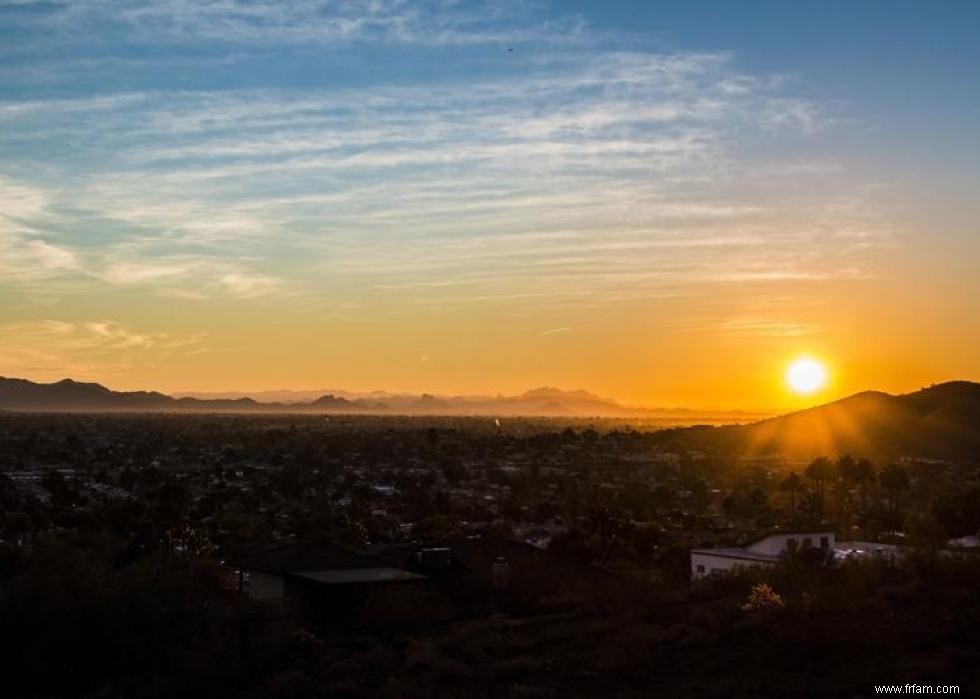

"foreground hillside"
[3,538,979,698]
[2,410,978,696]
[661,381,980,459]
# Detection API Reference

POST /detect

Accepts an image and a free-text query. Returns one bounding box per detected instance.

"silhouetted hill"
[0,375,776,422]
[0,377,173,411]
[306,394,387,411]
[498,386,617,414]
[517,386,615,404]
[309,394,353,409]
[411,393,451,412]
[0,377,370,413]
[0,377,275,412]
[665,381,980,459]
[174,396,261,410]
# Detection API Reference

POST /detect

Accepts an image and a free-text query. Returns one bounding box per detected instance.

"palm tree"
[835,454,857,481]
[804,457,834,519]
[721,495,736,520]
[833,454,856,525]
[779,472,803,522]
[852,458,877,538]
[830,479,850,532]
[879,462,910,530]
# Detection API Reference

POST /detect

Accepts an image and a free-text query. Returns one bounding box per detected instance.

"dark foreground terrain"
[3,540,979,697]
[1,412,979,697]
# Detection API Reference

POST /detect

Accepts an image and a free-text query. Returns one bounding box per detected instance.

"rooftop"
[291,568,427,585]
[690,547,780,563]
[227,540,383,575]
[743,529,834,546]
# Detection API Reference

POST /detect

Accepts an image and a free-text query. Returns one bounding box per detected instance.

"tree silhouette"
[41,468,75,509]
[879,462,910,531]
[721,495,736,520]
[779,472,803,522]
[835,454,856,482]
[834,454,856,527]
[852,459,877,538]
[804,457,834,519]
[830,479,850,532]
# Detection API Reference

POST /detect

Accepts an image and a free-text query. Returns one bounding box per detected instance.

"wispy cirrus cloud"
[539,327,572,338]
[0,178,82,284]
[0,0,588,52]
[0,319,209,381]
[0,1,892,340]
[0,175,282,298]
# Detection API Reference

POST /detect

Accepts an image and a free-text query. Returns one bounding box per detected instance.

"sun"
[786,357,828,395]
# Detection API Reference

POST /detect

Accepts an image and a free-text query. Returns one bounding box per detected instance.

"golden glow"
[1,3,980,418]
[786,357,828,396]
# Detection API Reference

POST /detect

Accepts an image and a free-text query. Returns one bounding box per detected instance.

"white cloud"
[0,178,83,284]
[0,177,48,221]
[22,240,78,269]
[0,319,209,380]
[0,0,586,48]
[539,327,571,338]
[97,257,282,299]
[0,3,892,321]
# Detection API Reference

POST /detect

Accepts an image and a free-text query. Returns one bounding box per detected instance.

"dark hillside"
[659,381,980,459]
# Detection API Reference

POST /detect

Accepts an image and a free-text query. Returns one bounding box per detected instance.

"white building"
[948,532,980,549]
[691,530,835,579]
[832,541,902,561]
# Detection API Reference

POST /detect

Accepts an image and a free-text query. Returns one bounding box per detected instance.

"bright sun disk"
[787,357,828,395]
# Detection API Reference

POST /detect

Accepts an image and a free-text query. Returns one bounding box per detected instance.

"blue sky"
[0,1,977,405]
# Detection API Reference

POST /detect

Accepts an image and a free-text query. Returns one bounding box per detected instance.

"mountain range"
[3,377,979,458]
[0,377,755,422]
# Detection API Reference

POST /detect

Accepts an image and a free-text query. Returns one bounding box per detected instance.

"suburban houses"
[691,529,836,578]
[691,529,913,578]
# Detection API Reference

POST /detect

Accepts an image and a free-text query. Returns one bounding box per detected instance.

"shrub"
[740,582,785,612]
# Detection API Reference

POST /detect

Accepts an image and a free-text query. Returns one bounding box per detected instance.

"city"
[1,0,978,696]
[1,386,979,695]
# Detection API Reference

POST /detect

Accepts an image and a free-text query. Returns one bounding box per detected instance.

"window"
[820,536,829,549]
[803,537,813,549]
[786,538,798,553]
[696,564,705,574]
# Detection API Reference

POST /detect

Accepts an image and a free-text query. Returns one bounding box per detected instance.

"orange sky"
[2,2,979,412]
[2,241,977,413]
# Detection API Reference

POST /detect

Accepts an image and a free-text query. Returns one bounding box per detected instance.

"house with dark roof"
[226,540,434,624]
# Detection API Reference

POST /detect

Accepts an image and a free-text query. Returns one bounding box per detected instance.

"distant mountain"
[0,378,379,413]
[170,388,391,403]
[309,394,353,409]
[0,376,758,421]
[0,377,173,411]
[164,382,729,418]
[410,393,451,412]
[664,381,980,460]
[3,376,978,456]
[307,394,388,411]
[517,387,615,404]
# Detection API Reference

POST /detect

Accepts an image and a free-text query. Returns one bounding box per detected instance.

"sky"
[0,0,978,411]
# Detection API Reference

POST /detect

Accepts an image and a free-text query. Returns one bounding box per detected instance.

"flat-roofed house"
[691,530,835,579]
[226,540,432,624]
